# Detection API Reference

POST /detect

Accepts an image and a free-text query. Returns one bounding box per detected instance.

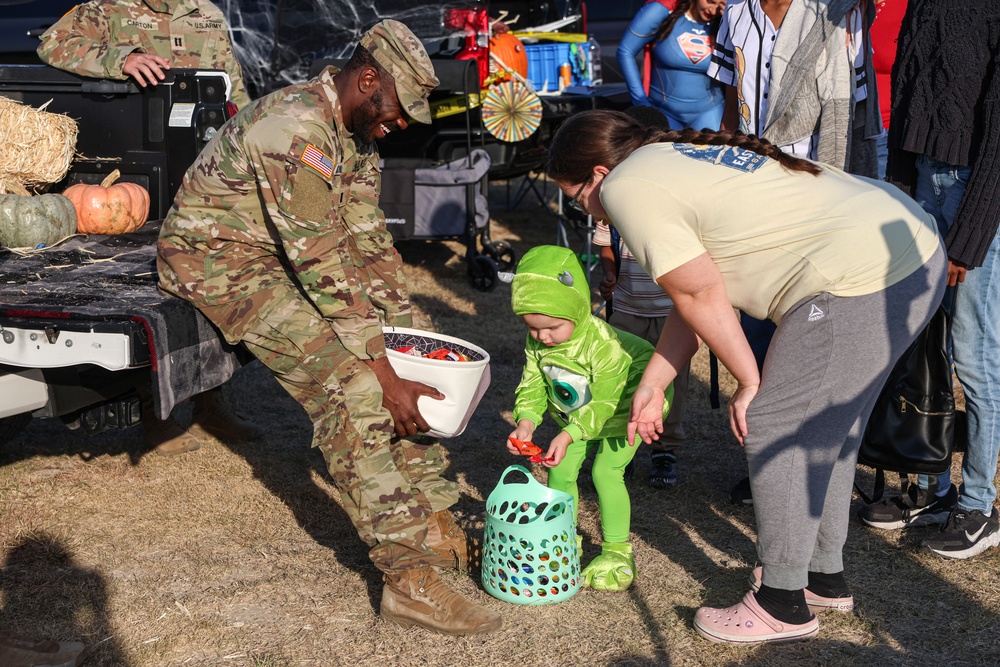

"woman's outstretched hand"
[728,382,759,446]
[628,384,666,444]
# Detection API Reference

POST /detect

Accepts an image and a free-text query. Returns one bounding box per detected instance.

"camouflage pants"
[202,283,458,574]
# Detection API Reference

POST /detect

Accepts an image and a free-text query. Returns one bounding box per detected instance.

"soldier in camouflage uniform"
[37,0,250,108]
[38,0,259,456]
[157,20,502,636]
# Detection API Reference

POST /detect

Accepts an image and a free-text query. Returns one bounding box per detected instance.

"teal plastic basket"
[482,465,581,605]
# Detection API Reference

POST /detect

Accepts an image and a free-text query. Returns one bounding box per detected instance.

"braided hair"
[546,110,821,185]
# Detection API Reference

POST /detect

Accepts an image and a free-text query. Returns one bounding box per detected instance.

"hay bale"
[0,96,79,190]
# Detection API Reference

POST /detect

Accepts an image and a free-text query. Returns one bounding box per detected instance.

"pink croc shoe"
[749,567,854,613]
[694,592,819,644]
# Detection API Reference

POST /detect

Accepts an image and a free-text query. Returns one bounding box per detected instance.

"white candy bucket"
[384,327,491,438]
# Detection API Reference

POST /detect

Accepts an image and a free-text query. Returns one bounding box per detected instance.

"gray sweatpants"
[748,245,946,591]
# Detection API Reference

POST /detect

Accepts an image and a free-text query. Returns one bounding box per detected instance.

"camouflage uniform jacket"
[157,66,412,362]
[37,0,250,108]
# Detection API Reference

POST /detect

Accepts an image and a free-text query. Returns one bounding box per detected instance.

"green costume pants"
[202,283,458,574]
[547,435,638,543]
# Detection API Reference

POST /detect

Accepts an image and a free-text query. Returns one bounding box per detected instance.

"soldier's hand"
[366,356,445,437]
[123,52,171,87]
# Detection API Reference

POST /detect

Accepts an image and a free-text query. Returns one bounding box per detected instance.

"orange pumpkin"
[489,33,529,83]
[63,169,150,235]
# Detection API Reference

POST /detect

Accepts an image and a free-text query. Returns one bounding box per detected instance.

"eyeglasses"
[566,180,590,215]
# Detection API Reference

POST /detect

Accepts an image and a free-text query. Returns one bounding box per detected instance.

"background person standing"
[617,0,726,131]
[860,0,1000,560]
[37,0,250,108]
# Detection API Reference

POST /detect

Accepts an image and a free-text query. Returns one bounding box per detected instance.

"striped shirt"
[707,0,866,159]
[594,220,675,318]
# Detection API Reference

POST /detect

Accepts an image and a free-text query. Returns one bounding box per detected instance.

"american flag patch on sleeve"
[301,144,334,179]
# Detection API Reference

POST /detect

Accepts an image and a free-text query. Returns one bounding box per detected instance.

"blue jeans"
[876,130,888,181]
[914,156,1000,513]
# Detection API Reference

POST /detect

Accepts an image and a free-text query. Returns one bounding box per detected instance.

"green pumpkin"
[0,193,78,249]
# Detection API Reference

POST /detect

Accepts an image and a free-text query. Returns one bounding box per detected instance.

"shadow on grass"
[219,365,386,611]
[0,414,158,468]
[0,533,130,665]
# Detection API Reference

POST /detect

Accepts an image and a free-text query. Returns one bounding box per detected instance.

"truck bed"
[0,222,242,419]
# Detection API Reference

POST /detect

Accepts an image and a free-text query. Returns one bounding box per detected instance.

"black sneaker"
[858,483,957,530]
[729,476,753,505]
[648,451,678,488]
[923,507,1000,560]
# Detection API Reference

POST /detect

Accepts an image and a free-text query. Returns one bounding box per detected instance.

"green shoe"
[581,542,635,591]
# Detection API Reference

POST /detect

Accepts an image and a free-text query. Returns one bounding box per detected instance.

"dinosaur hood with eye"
[508,245,672,443]
[510,245,592,332]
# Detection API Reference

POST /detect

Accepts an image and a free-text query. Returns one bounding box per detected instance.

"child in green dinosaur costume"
[507,245,673,591]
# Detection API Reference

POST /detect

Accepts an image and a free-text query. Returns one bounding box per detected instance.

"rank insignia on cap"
[301,144,334,179]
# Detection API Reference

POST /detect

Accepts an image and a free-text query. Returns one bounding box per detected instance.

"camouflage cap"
[360,19,439,124]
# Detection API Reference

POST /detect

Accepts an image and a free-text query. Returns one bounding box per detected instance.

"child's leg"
[546,438,593,524]
[591,436,638,542]
[583,436,639,591]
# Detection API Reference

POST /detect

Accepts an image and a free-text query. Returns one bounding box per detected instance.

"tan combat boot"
[425,510,478,572]
[139,387,200,456]
[0,633,86,667]
[144,413,202,456]
[188,387,263,442]
[381,566,502,635]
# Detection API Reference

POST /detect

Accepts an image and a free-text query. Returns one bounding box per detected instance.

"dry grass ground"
[2,181,999,666]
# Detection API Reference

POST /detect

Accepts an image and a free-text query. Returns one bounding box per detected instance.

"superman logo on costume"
[677,33,713,64]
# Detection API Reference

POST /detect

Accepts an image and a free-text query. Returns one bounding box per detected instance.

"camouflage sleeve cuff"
[386,308,413,328]
[328,320,387,361]
[367,332,387,359]
[109,46,142,79]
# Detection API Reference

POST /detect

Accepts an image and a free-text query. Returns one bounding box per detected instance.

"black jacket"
[887,0,1000,268]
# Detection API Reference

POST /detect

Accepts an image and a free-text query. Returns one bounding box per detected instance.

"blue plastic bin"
[524,41,589,92]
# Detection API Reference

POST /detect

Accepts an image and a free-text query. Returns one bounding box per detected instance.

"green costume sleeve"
[514,344,548,426]
[512,342,548,427]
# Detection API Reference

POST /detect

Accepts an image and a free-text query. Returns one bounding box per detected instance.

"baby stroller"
[378,58,515,291]
[380,147,514,291]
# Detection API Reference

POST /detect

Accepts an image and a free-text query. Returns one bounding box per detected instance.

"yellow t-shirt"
[600,143,942,324]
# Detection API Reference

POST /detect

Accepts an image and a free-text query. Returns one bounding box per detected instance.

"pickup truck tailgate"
[0,223,242,419]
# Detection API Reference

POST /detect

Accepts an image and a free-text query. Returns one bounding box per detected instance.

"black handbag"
[856,304,955,502]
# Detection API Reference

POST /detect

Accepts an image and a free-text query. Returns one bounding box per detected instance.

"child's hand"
[507,421,536,456]
[540,431,573,468]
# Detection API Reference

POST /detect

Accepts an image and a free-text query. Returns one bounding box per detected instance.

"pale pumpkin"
[63,169,150,235]
[489,33,529,83]
[0,188,78,249]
